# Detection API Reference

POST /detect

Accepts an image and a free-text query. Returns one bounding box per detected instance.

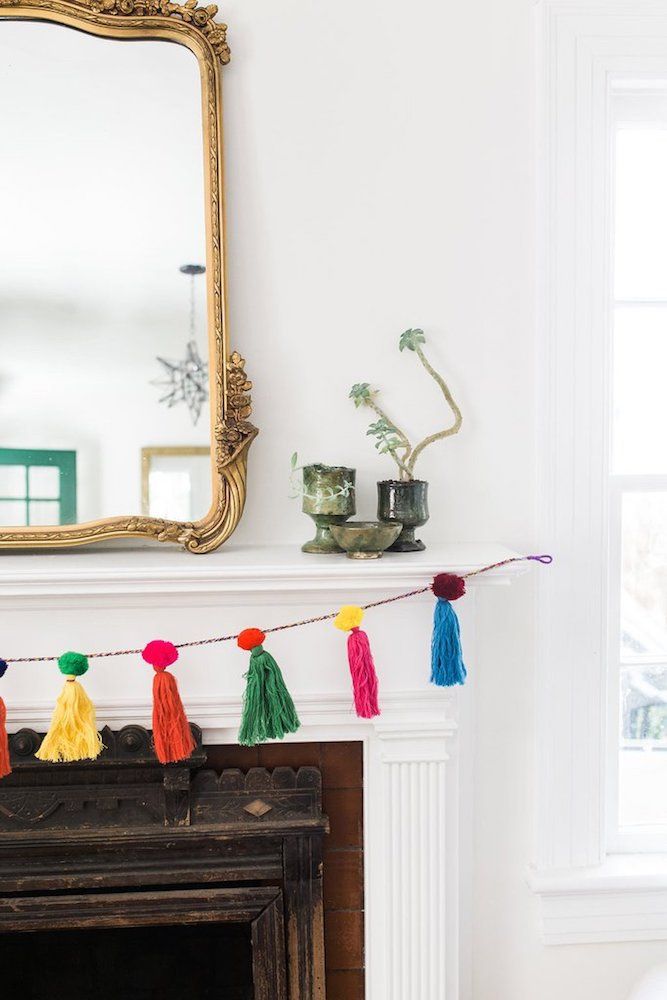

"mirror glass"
[141,447,211,522]
[0,22,212,527]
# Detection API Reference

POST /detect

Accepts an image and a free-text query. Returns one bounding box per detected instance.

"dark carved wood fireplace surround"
[0,726,328,999]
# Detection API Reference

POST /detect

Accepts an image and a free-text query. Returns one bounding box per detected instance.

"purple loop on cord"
[527,554,553,564]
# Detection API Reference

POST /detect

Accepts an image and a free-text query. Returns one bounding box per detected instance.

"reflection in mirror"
[0,448,76,526]
[0,22,212,527]
[142,447,211,522]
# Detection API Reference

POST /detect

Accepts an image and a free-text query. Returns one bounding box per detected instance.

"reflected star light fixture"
[151,264,209,425]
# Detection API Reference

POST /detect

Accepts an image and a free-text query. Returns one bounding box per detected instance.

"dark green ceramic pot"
[302,464,356,554]
[377,479,429,552]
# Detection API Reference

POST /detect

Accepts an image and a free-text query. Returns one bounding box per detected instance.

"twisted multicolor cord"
[4,554,552,664]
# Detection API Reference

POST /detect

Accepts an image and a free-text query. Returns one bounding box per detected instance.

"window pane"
[28,465,60,499]
[620,666,667,826]
[0,500,27,525]
[615,128,667,300]
[613,306,667,474]
[0,466,26,498]
[621,492,667,657]
[28,501,60,525]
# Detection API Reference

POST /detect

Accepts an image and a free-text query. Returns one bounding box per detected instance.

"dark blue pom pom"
[0,660,7,679]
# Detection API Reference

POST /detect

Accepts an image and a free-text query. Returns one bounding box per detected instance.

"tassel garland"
[142,640,196,764]
[334,606,380,719]
[0,660,10,779]
[237,629,300,746]
[0,556,552,781]
[36,652,104,762]
[431,573,467,687]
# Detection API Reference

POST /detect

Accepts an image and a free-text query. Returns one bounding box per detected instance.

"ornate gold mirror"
[0,1,256,552]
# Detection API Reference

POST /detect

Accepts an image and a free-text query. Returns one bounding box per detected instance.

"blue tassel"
[431,599,466,686]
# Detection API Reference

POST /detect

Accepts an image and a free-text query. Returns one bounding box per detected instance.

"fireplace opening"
[0,728,365,999]
[2,921,253,1000]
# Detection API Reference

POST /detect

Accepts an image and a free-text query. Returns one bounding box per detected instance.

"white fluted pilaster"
[365,707,456,1000]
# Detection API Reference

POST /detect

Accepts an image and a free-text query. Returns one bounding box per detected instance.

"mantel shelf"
[0,542,524,599]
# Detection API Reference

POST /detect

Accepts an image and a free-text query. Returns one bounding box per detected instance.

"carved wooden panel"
[0,730,328,1000]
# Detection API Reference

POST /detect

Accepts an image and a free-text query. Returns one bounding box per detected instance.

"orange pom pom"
[237,628,265,651]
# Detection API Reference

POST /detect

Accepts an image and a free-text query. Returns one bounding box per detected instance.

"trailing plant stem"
[367,399,413,480]
[406,346,462,474]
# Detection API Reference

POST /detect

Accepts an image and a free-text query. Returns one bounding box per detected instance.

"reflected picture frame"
[0,0,257,553]
[141,446,211,523]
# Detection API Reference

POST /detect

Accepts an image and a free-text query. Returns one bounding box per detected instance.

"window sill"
[528,855,667,944]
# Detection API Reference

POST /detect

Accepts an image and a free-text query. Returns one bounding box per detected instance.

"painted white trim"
[528,856,667,944]
[0,542,523,598]
[535,0,667,943]
[536,0,613,876]
[5,688,453,733]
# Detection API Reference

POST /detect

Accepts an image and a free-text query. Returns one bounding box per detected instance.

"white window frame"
[532,0,667,945]
[606,92,667,855]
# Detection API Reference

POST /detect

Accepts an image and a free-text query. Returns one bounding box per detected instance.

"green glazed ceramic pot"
[301,464,356,554]
[330,521,403,559]
[377,479,429,552]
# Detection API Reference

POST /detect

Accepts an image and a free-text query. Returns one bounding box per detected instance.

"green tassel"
[238,645,300,746]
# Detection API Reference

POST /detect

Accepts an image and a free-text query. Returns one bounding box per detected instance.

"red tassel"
[348,628,380,719]
[0,698,10,780]
[0,659,10,779]
[142,641,195,764]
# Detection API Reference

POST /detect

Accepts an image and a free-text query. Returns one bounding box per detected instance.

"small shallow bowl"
[329,520,402,559]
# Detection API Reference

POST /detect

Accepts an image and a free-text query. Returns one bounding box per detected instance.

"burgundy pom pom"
[432,573,466,602]
[142,640,179,672]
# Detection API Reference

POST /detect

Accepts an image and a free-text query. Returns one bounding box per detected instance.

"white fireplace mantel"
[0,540,525,602]
[0,541,524,1000]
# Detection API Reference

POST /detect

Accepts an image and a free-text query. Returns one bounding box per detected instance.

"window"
[533,2,667,945]
[609,92,667,851]
[0,448,77,526]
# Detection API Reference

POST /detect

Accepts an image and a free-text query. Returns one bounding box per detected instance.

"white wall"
[221,1,666,998]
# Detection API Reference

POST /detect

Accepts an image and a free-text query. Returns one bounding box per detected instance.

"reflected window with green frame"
[0,449,77,526]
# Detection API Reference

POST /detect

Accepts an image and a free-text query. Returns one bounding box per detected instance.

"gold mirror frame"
[0,0,257,553]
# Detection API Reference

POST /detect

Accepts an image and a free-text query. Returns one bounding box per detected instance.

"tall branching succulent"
[349,329,462,481]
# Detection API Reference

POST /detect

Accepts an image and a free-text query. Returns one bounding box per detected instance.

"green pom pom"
[58,651,89,677]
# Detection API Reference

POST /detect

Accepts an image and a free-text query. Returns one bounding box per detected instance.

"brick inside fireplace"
[0,728,365,1000]
[206,741,365,1000]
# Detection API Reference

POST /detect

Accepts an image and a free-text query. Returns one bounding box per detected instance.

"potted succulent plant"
[349,328,462,551]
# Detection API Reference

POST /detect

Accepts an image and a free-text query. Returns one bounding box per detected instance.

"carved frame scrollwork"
[0,0,257,552]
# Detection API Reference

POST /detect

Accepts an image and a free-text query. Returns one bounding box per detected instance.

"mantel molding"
[0,542,524,605]
[5,689,455,737]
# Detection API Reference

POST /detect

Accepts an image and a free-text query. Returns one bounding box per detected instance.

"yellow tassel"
[334,605,364,631]
[36,678,103,763]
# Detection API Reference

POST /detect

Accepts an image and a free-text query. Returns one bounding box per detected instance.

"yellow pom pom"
[334,605,364,631]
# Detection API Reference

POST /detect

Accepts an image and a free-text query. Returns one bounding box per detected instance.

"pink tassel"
[347,627,380,719]
[334,606,382,719]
